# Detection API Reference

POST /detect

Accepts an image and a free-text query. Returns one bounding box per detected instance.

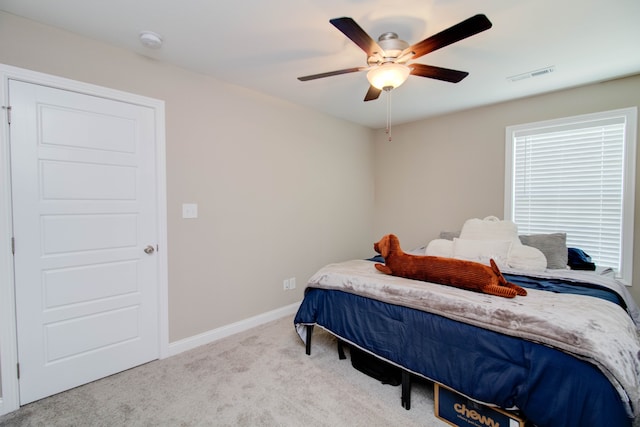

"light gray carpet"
[0,314,444,426]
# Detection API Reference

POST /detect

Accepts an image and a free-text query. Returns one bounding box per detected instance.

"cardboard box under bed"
[435,383,526,427]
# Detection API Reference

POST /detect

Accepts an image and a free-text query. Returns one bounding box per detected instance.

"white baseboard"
[166,302,300,357]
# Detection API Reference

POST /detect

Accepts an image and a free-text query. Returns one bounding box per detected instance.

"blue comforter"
[504,273,625,306]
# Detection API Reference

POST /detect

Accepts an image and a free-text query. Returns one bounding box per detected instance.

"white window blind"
[505,108,637,284]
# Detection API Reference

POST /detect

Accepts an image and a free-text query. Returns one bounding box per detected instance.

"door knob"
[144,245,155,254]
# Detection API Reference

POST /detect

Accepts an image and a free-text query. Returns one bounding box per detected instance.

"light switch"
[182,203,198,219]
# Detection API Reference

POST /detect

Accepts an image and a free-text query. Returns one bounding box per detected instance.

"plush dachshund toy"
[374,234,527,298]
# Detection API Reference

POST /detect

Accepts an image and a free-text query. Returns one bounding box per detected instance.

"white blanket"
[307,260,640,417]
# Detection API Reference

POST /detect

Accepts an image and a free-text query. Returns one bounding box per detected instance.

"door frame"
[0,64,169,415]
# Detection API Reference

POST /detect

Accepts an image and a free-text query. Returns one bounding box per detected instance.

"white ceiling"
[1,0,639,129]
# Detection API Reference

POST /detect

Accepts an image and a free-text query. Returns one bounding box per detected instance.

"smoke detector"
[139,31,163,49]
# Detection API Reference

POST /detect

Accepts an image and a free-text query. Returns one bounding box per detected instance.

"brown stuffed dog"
[374,234,527,298]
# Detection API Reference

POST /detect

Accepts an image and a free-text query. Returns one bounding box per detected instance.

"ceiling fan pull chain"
[385,89,392,142]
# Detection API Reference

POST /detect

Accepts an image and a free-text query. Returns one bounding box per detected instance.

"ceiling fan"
[298,14,492,101]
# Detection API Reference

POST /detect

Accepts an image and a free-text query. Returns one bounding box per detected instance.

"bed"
[293,220,640,427]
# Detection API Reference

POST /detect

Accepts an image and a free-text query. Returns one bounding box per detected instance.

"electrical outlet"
[283,277,296,290]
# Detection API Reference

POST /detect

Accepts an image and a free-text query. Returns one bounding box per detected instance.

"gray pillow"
[439,230,460,241]
[519,233,568,269]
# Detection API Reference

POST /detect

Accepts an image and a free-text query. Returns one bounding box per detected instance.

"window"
[505,107,637,284]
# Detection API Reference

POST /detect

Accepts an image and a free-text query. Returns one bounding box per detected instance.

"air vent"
[507,66,555,82]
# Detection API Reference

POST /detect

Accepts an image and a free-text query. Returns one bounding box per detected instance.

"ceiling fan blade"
[298,67,367,81]
[405,14,492,60]
[364,86,382,102]
[410,63,469,83]
[330,17,383,57]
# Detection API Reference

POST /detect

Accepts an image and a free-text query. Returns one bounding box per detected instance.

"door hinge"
[2,105,10,124]
[17,363,20,379]
[11,237,15,255]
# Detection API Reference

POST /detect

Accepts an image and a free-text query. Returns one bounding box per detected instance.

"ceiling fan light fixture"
[367,63,411,90]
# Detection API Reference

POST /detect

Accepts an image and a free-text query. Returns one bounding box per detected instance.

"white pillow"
[508,244,547,271]
[425,239,454,258]
[459,216,520,245]
[452,238,512,268]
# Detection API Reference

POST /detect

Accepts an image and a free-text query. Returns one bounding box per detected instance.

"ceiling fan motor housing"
[368,32,409,65]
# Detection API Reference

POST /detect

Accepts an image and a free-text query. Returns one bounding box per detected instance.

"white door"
[10,79,160,404]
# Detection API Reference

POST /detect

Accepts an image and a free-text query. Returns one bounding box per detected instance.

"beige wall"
[0,11,376,342]
[373,73,640,302]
